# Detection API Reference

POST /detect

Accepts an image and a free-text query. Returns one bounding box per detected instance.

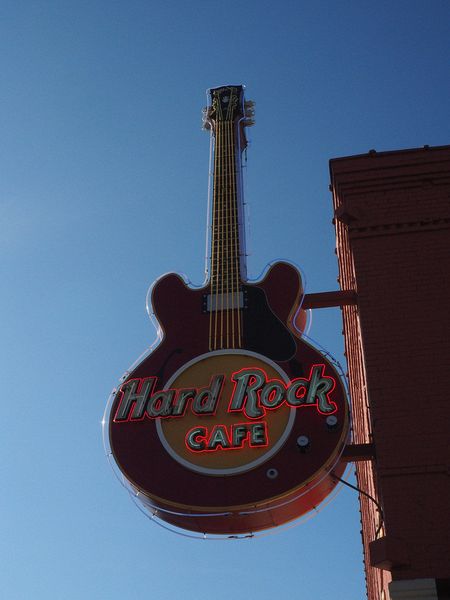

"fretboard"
[205,85,250,350]
[210,120,243,294]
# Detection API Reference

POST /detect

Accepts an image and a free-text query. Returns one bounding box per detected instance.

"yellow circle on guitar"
[157,350,294,475]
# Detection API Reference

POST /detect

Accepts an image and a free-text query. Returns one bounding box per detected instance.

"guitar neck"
[206,85,253,291]
[210,118,245,290]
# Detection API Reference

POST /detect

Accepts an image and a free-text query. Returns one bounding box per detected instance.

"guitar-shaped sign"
[105,85,349,536]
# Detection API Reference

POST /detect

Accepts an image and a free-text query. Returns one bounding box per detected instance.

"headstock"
[203,85,255,133]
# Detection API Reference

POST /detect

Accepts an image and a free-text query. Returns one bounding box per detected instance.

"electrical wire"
[331,471,384,538]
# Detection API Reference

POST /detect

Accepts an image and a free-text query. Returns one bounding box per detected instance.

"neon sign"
[114,365,337,421]
[185,421,268,452]
[114,364,338,455]
[107,347,349,534]
[105,85,350,536]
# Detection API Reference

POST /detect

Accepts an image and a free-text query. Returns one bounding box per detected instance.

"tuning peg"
[244,100,255,120]
[244,118,255,127]
[202,106,213,130]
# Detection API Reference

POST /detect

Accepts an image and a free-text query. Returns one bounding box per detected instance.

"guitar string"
[225,113,231,348]
[226,112,235,348]
[224,96,234,349]
[226,94,237,349]
[220,118,226,348]
[221,114,230,349]
[228,119,237,348]
[206,118,216,351]
[216,97,225,350]
[226,95,237,348]
[222,116,227,348]
[226,96,237,348]
[209,94,243,350]
[208,115,218,351]
[220,119,225,349]
[214,120,222,349]
[228,119,235,348]
[231,119,242,347]
[225,112,241,348]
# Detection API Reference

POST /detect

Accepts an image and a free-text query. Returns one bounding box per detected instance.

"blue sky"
[1,1,448,599]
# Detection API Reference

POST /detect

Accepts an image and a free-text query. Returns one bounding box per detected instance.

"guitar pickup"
[202,291,246,313]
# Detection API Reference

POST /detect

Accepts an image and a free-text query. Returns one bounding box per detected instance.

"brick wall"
[330,146,450,600]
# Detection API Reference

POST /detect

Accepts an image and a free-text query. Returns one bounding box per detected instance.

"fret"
[210,251,242,261]
[211,219,239,224]
[213,171,239,177]
[211,227,240,235]
[214,152,237,159]
[211,212,238,218]
[210,278,242,285]
[209,268,240,273]
[210,250,242,258]
[209,264,242,272]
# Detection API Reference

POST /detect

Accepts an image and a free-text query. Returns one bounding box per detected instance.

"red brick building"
[330,145,450,600]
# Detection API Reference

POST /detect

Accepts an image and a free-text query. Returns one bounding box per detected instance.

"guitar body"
[109,261,348,534]
[152,260,302,366]
[106,86,349,536]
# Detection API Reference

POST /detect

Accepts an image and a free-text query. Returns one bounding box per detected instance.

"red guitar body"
[109,262,348,534]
